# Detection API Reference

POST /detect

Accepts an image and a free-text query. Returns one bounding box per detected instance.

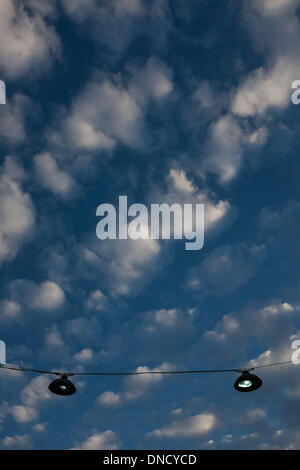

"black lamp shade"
[48,376,76,396]
[234,371,263,392]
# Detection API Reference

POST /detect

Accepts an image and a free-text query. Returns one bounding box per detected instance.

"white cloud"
[0,299,21,319]
[242,408,267,424]
[85,289,107,311]
[71,430,119,450]
[248,127,268,145]
[153,308,178,327]
[0,0,60,79]
[1,433,32,449]
[230,0,300,119]
[10,405,38,424]
[61,0,97,21]
[53,77,145,152]
[168,169,195,193]
[231,58,299,117]
[79,236,161,296]
[151,413,218,438]
[192,81,222,112]
[124,362,173,400]
[63,0,145,21]
[62,0,147,52]
[21,375,52,408]
[154,167,235,238]
[130,56,173,103]
[33,152,75,197]
[50,57,173,156]
[98,391,122,407]
[200,0,300,183]
[251,0,299,16]
[97,362,174,407]
[203,115,244,183]
[2,280,65,325]
[114,0,145,16]
[8,375,52,426]
[0,94,31,143]
[45,325,64,348]
[32,422,49,433]
[187,242,266,295]
[31,281,65,310]
[0,157,35,265]
[202,300,298,364]
[73,348,93,363]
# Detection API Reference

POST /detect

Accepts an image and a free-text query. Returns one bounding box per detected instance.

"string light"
[234,371,263,392]
[48,375,76,396]
[0,360,295,396]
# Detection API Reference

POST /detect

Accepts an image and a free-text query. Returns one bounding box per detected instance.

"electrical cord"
[0,360,295,378]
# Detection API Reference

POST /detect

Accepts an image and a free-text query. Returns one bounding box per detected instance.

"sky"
[0,0,300,450]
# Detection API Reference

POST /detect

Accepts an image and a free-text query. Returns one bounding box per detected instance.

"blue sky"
[0,0,300,450]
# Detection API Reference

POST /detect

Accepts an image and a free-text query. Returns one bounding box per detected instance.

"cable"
[249,360,294,370]
[0,360,295,377]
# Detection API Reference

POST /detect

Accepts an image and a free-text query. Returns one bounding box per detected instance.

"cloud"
[1,433,32,449]
[0,299,21,320]
[32,422,49,433]
[0,0,60,79]
[251,0,299,17]
[33,152,76,197]
[63,0,145,22]
[186,242,266,295]
[241,408,267,424]
[152,308,179,328]
[156,167,236,236]
[143,306,196,334]
[62,0,169,53]
[129,56,174,103]
[203,115,245,183]
[78,236,161,297]
[150,413,218,438]
[10,405,38,424]
[71,430,119,450]
[98,362,174,407]
[21,375,52,409]
[168,169,195,194]
[200,300,298,366]
[85,289,107,312]
[4,279,65,319]
[192,80,223,113]
[124,362,173,401]
[73,348,93,363]
[206,301,296,344]
[230,0,300,119]
[199,0,300,183]
[0,94,32,144]
[8,375,52,426]
[50,57,173,156]
[63,316,102,346]
[98,391,122,407]
[231,58,299,117]
[0,157,35,266]
[31,281,65,310]
[51,76,146,152]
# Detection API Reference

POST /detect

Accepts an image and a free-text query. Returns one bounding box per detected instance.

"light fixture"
[234,370,263,392]
[48,375,76,396]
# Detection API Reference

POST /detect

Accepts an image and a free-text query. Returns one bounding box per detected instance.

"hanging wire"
[0,360,295,378]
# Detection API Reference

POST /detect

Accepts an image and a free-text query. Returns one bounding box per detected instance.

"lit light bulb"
[234,371,262,392]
